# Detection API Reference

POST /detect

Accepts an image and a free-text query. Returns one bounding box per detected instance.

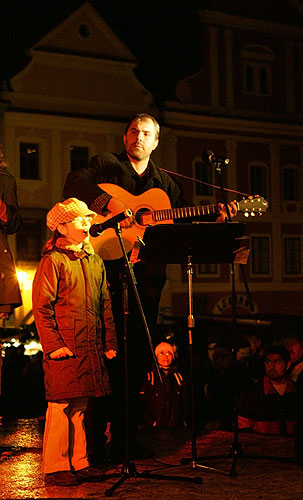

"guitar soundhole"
[135,208,152,226]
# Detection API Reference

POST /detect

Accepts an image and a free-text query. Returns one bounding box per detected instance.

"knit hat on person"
[46,198,96,232]
[155,342,175,358]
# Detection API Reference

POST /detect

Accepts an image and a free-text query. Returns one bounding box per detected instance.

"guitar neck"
[153,203,220,222]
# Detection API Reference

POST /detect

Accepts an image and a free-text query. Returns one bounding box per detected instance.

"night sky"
[1,1,300,102]
[0,0,203,102]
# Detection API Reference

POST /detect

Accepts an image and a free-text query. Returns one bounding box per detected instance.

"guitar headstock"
[237,196,269,217]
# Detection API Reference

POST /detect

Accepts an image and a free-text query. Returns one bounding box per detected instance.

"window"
[70,146,89,172]
[242,45,274,96]
[250,164,267,198]
[251,236,270,275]
[284,237,301,275]
[78,23,90,38]
[283,168,299,201]
[195,160,213,196]
[244,63,272,95]
[20,143,40,180]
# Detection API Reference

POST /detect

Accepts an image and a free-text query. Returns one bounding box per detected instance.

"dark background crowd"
[2,319,303,449]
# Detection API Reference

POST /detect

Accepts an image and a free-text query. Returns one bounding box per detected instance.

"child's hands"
[49,346,73,359]
[105,349,117,360]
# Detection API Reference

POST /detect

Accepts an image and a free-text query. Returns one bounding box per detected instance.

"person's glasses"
[70,216,94,223]
[265,359,285,366]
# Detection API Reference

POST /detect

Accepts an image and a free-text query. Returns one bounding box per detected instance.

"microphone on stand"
[202,150,230,165]
[89,209,133,237]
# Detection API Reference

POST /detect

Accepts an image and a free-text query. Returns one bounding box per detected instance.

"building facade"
[0,2,302,329]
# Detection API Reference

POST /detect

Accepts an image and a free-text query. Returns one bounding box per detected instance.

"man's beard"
[127,144,147,161]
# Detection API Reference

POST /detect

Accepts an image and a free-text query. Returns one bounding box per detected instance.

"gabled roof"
[32,1,136,63]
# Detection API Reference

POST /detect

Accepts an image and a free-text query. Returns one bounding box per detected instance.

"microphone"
[89,209,133,237]
[202,150,230,165]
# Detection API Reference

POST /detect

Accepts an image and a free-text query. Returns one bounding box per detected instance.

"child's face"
[61,215,93,244]
[156,347,174,369]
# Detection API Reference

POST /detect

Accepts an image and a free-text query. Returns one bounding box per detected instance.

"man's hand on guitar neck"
[106,196,134,228]
[216,200,238,222]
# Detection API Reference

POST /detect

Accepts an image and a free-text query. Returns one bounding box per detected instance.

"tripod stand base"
[104,459,202,497]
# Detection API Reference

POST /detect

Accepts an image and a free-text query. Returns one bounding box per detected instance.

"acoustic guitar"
[89,183,268,261]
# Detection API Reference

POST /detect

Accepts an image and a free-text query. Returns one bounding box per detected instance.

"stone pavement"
[1,418,303,499]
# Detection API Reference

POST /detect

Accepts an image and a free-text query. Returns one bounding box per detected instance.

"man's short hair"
[265,345,290,363]
[124,113,160,139]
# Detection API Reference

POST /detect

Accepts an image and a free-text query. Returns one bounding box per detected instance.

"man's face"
[265,354,289,382]
[246,335,262,354]
[123,118,159,162]
[237,347,250,363]
[284,339,303,364]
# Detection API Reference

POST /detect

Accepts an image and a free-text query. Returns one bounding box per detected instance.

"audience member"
[201,340,246,430]
[0,145,22,320]
[0,146,22,417]
[139,341,188,428]
[283,334,303,392]
[238,345,303,435]
[236,337,251,365]
[243,332,266,383]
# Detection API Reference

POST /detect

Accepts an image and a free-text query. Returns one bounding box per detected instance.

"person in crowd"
[139,341,188,428]
[283,334,303,392]
[201,336,252,431]
[0,145,22,320]
[238,345,303,435]
[0,145,22,417]
[243,331,266,383]
[201,340,235,430]
[236,336,255,386]
[63,112,237,461]
[236,337,251,365]
[32,198,117,486]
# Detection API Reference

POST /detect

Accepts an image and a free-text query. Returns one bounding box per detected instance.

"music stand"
[102,222,202,497]
[136,221,247,476]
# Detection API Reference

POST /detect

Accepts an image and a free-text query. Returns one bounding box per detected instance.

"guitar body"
[90,184,173,260]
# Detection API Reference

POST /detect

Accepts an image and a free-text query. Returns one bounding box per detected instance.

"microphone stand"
[192,158,245,476]
[216,159,243,475]
[193,161,295,473]
[103,222,202,497]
